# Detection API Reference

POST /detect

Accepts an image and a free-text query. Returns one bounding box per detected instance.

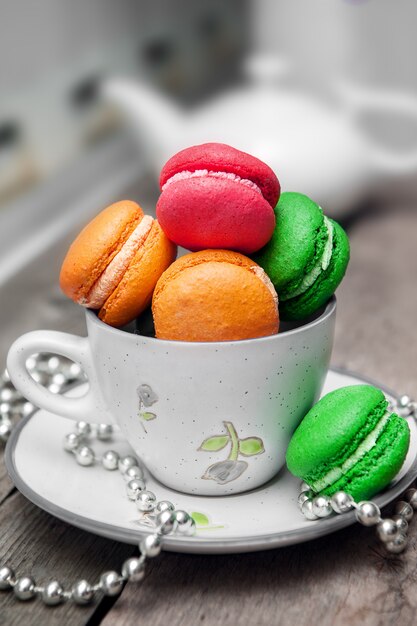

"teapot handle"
[338,82,417,176]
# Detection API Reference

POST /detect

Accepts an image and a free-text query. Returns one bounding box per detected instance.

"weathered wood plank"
[0,448,14,505]
[1,206,417,626]
[334,207,417,396]
[102,518,417,626]
[0,490,135,626]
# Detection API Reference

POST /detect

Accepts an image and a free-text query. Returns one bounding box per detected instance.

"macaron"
[156,143,280,254]
[286,385,410,502]
[152,249,279,342]
[60,200,177,327]
[254,192,350,320]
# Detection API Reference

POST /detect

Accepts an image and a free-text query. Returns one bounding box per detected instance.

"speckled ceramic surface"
[6,368,417,555]
[7,299,336,495]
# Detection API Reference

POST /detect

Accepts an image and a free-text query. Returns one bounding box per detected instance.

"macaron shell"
[60,200,143,302]
[254,192,324,289]
[160,143,280,208]
[156,176,276,254]
[286,385,387,478]
[99,220,177,328]
[152,249,279,342]
[320,414,410,502]
[280,219,350,320]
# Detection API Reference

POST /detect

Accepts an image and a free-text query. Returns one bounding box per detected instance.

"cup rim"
[85,296,336,346]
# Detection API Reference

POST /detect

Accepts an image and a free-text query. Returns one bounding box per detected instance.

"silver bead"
[298,491,312,510]
[124,465,144,481]
[76,421,91,437]
[21,401,35,417]
[397,395,413,417]
[48,383,61,395]
[405,488,417,510]
[2,368,11,381]
[156,510,177,535]
[140,533,162,557]
[0,565,15,589]
[97,424,113,441]
[102,450,119,470]
[46,356,61,374]
[156,501,175,513]
[392,514,408,533]
[136,490,156,512]
[118,455,137,474]
[300,481,310,492]
[51,373,66,388]
[355,501,381,526]
[126,479,146,500]
[75,446,95,466]
[376,518,399,543]
[100,571,124,596]
[330,491,354,514]
[395,500,413,521]
[0,400,11,416]
[66,362,84,380]
[312,495,333,518]
[121,557,145,582]
[0,421,12,442]
[174,510,196,536]
[72,579,94,605]
[42,580,64,605]
[386,532,408,554]
[25,356,37,372]
[399,394,411,408]
[63,432,80,452]
[0,387,18,403]
[13,576,36,600]
[0,402,11,417]
[301,499,319,520]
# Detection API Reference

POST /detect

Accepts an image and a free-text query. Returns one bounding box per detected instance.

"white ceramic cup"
[7,298,336,495]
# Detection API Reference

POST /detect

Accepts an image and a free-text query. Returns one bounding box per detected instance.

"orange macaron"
[152,249,279,342]
[60,200,177,327]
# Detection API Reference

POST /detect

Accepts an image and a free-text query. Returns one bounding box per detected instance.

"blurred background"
[0,0,416,391]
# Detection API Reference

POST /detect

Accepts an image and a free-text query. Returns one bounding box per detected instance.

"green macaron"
[286,385,410,502]
[253,192,350,320]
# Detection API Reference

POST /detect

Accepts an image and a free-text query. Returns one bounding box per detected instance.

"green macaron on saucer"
[286,385,410,503]
[254,191,350,320]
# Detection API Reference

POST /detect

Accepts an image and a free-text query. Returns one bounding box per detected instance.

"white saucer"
[5,368,417,554]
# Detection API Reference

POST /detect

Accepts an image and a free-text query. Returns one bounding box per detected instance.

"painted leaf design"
[141,412,157,421]
[191,512,209,526]
[198,435,229,452]
[239,437,265,456]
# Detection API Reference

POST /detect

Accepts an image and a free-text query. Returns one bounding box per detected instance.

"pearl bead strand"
[0,418,196,606]
[0,354,196,606]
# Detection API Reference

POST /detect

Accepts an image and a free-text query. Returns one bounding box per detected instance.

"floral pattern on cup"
[199,421,265,485]
[137,384,158,432]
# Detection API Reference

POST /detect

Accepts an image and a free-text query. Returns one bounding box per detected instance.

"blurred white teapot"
[102,58,417,215]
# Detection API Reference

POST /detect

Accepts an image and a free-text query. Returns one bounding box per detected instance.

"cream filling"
[310,411,391,493]
[162,169,263,196]
[281,216,334,302]
[251,265,279,310]
[82,215,154,308]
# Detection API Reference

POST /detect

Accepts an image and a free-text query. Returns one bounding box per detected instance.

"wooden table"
[1,205,417,626]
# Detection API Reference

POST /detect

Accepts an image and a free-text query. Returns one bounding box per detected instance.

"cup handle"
[338,81,417,176]
[7,330,114,424]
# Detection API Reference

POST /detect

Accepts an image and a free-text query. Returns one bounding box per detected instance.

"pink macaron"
[156,143,280,254]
